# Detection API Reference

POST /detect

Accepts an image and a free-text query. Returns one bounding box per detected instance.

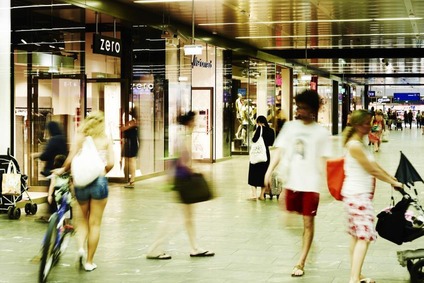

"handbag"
[174,173,213,204]
[249,126,267,164]
[71,136,105,188]
[326,157,345,201]
[2,161,21,195]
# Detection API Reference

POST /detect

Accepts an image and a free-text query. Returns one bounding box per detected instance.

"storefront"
[10,3,231,188]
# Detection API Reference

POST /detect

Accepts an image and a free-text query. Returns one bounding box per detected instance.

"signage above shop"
[191,55,213,69]
[92,34,122,57]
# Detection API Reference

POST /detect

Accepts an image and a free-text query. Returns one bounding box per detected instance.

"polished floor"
[2,126,424,283]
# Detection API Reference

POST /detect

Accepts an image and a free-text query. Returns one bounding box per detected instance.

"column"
[0,2,11,153]
[281,68,293,120]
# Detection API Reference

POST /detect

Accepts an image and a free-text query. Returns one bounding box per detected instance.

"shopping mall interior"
[1,1,424,281]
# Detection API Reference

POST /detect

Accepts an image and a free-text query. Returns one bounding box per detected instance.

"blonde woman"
[341,110,402,283]
[55,111,114,271]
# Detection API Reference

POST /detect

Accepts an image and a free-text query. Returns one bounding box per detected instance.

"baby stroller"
[0,149,38,219]
[376,152,424,283]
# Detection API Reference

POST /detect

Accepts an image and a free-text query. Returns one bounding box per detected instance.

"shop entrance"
[191,87,214,162]
[28,75,85,187]
[86,80,122,180]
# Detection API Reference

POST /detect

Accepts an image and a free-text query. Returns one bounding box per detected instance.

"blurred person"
[55,111,114,271]
[32,121,68,217]
[146,111,215,260]
[248,115,275,200]
[47,154,73,229]
[341,110,403,283]
[264,89,331,277]
[407,110,413,129]
[368,111,385,152]
[121,107,139,188]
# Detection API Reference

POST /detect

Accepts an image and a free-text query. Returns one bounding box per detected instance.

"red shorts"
[284,189,320,216]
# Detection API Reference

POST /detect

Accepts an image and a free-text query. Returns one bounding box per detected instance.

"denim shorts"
[74,176,108,202]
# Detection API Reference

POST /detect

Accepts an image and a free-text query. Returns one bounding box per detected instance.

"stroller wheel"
[7,207,14,219]
[31,204,38,215]
[410,259,424,283]
[25,203,31,215]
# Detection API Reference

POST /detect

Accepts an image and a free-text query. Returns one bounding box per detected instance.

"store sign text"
[191,56,213,69]
[132,83,154,90]
[93,34,122,57]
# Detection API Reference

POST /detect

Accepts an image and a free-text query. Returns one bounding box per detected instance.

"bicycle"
[39,174,73,283]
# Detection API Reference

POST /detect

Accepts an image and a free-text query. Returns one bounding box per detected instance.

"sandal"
[146,253,172,260]
[360,278,376,283]
[291,265,304,277]
[190,250,215,257]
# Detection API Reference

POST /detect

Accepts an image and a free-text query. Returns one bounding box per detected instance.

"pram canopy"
[376,152,424,245]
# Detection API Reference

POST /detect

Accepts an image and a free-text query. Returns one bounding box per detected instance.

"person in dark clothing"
[121,108,139,188]
[407,110,413,129]
[33,121,68,177]
[248,115,275,200]
[32,121,68,215]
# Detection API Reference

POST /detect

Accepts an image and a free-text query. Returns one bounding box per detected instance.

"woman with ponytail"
[341,109,403,283]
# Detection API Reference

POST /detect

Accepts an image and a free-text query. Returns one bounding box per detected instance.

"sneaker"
[84,263,97,272]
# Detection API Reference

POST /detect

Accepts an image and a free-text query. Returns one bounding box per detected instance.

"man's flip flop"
[146,253,172,260]
[291,265,304,277]
[190,251,215,257]
[360,279,376,283]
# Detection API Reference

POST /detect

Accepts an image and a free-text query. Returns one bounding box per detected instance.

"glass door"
[86,81,122,179]
[28,76,83,186]
[191,87,214,162]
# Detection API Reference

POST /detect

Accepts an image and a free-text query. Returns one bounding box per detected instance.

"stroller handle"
[394,187,411,198]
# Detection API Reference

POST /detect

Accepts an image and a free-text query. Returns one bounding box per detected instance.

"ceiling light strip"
[262,43,421,49]
[14,27,86,33]
[200,17,423,26]
[134,0,190,3]
[237,32,422,39]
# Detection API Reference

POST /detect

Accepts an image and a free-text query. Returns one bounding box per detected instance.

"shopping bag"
[326,157,345,201]
[174,173,213,204]
[71,136,104,188]
[249,127,267,164]
[2,161,21,195]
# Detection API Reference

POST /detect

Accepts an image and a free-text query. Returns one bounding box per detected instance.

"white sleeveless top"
[341,140,375,196]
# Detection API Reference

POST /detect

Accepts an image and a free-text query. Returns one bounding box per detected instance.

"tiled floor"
[2,126,424,282]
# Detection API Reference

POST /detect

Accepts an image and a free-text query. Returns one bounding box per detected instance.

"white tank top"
[341,140,375,196]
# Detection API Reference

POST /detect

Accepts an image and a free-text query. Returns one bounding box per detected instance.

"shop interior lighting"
[184,45,202,55]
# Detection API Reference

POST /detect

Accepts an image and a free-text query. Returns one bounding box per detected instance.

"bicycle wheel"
[39,213,59,283]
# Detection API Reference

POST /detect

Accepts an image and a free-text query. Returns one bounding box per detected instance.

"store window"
[231,57,276,154]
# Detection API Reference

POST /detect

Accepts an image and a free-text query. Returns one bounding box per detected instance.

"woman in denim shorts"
[56,111,114,272]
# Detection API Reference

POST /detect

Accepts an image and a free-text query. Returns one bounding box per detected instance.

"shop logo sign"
[93,34,122,57]
[191,56,212,69]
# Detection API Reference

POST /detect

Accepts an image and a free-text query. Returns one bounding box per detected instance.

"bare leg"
[76,201,89,253]
[182,204,198,253]
[349,237,370,283]
[259,187,266,200]
[86,198,107,265]
[128,157,136,184]
[250,186,257,199]
[147,203,180,255]
[295,216,315,270]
